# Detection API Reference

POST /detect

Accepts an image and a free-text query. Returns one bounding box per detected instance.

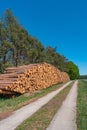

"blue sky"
[0,0,87,75]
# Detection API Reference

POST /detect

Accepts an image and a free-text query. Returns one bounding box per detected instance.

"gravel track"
[47,80,78,130]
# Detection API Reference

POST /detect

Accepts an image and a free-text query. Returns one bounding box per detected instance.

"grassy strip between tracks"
[77,80,87,130]
[16,81,74,130]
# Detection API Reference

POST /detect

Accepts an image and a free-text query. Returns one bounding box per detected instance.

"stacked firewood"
[0,62,70,94]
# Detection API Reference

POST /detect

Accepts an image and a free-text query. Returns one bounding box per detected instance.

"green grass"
[0,82,66,113]
[16,82,74,130]
[77,80,87,130]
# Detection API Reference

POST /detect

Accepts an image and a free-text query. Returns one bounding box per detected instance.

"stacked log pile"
[0,62,70,95]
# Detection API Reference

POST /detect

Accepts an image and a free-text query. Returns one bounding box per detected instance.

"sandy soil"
[47,80,78,130]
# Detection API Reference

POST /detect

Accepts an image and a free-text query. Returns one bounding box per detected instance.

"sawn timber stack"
[0,62,70,94]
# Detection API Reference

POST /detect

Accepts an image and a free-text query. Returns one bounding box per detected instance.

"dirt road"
[47,80,78,130]
[0,81,72,130]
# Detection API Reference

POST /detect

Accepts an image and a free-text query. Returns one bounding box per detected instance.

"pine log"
[0,62,70,95]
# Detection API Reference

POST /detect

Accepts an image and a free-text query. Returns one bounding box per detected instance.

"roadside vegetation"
[77,80,87,130]
[0,82,66,114]
[16,82,74,130]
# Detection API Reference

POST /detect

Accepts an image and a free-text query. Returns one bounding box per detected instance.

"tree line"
[0,9,79,79]
[79,75,87,79]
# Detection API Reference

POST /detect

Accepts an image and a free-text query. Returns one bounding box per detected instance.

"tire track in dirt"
[47,80,78,130]
[0,81,72,130]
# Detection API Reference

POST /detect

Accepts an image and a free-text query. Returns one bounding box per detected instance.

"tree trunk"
[12,49,15,66]
[15,50,18,67]
[3,51,6,64]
